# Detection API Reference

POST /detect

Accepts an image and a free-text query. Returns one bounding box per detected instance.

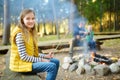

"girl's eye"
[26,17,30,20]
[25,17,35,20]
[32,17,35,20]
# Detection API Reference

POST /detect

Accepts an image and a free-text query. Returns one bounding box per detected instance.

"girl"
[86,25,96,51]
[10,9,59,80]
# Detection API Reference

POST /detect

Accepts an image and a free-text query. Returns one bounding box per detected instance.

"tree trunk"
[2,0,10,45]
[99,0,103,32]
[51,0,60,39]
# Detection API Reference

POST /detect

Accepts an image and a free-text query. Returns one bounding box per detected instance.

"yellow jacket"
[9,27,39,72]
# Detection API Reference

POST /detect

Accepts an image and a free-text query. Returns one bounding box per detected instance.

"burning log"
[91,52,112,65]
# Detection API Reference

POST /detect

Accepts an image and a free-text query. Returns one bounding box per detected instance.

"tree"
[74,0,120,32]
[2,0,10,45]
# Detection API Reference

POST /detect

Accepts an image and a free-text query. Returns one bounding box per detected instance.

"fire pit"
[61,51,120,76]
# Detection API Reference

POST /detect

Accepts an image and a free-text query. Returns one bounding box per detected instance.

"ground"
[54,39,120,80]
[0,39,120,80]
[55,51,120,80]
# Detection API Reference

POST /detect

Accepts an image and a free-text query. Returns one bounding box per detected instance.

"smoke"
[9,0,89,57]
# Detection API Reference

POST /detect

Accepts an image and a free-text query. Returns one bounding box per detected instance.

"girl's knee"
[52,63,56,67]
[49,63,57,71]
[55,59,60,64]
[51,59,60,65]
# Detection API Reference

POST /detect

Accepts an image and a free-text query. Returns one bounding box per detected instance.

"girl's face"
[88,25,92,31]
[23,12,35,30]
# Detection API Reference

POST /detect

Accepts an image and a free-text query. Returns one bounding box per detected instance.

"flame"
[90,51,107,65]
[99,62,106,65]
[91,52,95,58]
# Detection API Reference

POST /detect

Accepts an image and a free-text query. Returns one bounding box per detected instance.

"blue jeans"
[32,58,59,80]
[88,40,96,51]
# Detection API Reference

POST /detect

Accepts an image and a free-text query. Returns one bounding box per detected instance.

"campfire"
[62,51,120,76]
[90,51,112,65]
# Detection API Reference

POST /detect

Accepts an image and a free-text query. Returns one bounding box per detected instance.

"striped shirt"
[15,33,45,62]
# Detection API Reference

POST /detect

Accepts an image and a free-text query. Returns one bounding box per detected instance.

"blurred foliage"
[74,0,120,32]
[0,0,120,39]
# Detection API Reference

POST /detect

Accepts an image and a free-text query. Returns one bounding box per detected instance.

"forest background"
[0,0,120,44]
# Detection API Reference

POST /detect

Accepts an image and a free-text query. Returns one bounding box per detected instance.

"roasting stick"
[55,31,69,52]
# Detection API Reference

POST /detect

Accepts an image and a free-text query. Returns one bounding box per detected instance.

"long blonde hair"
[18,9,38,45]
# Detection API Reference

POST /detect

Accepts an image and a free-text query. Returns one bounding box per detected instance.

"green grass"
[103,39,120,47]
[0,34,72,46]
[39,34,72,42]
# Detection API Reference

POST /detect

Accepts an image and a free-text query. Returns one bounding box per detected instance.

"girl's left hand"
[45,52,54,59]
[49,52,54,58]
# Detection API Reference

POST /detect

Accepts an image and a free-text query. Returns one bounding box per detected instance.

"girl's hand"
[49,52,54,58]
[84,32,88,35]
[45,52,54,59]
